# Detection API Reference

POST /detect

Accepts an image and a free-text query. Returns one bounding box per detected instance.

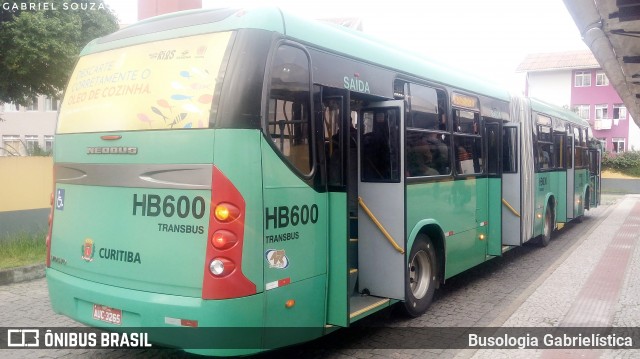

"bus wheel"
[540,208,553,247]
[584,191,591,211]
[403,235,437,317]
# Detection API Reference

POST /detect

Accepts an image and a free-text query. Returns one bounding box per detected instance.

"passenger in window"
[538,148,550,169]
[407,144,439,177]
[457,146,472,161]
[457,139,481,174]
[426,132,449,174]
[332,120,357,150]
[438,107,447,131]
[457,146,473,174]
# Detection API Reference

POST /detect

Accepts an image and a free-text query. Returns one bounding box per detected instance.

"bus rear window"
[57,32,233,133]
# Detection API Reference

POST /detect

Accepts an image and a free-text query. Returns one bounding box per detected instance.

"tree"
[0,0,119,108]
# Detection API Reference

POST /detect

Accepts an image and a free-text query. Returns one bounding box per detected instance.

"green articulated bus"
[46,7,601,355]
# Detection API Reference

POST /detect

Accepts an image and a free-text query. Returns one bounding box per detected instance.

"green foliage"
[0,139,51,156]
[27,142,52,156]
[0,231,46,269]
[0,0,119,106]
[602,151,640,177]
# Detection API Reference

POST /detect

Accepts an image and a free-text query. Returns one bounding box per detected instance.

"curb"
[0,263,46,286]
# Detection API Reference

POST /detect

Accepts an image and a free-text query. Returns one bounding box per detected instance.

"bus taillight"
[211,230,238,250]
[46,192,54,267]
[209,257,235,276]
[202,166,256,299]
[214,203,240,222]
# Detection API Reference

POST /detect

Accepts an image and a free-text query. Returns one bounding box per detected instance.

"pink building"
[572,67,630,153]
[518,51,639,153]
[138,0,202,20]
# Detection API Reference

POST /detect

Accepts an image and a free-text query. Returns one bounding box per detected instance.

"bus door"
[554,132,568,222]
[484,120,502,255]
[589,148,601,207]
[358,100,405,300]
[502,123,522,245]
[321,88,353,327]
[566,133,575,219]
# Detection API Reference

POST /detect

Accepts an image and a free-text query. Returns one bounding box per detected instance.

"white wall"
[526,70,572,109]
[0,96,57,155]
[628,117,640,151]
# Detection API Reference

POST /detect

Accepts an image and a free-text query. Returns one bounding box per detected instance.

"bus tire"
[403,235,437,317]
[584,190,591,211]
[539,207,553,247]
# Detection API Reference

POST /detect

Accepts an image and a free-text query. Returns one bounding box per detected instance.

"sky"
[103,0,589,92]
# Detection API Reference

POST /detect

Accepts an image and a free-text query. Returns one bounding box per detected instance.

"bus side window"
[566,125,573,169]
[406,130,451,176]
[574,127,582,168]
[554,133,566,169]
[536,114,553,171]
[360,108,400,182]
[324,99,343,187]
[408,84,441,130]
[537,125,552,170]
[503,127,518,173]
[405,85,450,177]
[266,45,312,175]
[453,109,482,175]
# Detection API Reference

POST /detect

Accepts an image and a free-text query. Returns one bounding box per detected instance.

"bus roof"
[82,7,511,103]
[529,97,589,127]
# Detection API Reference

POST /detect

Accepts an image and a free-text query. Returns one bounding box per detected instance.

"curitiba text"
[99,248,142,264]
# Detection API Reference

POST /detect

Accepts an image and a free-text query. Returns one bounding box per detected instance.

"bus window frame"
[553,131,567,170]
[502,126,518,174]
[535,113,554,172]
[453,107,483,177]
[263,40,318,182]
[573,126,589,169]
[404,82,452,181]
[360,106,402,184]
[483,119,502,177]
[566,124,573,169]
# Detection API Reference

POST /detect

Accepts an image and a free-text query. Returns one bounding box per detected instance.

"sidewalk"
[0,263,45,286]
[461,194,640,358]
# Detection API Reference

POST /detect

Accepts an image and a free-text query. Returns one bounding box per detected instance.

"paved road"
[603,178,640,194]
[0,196,619,359]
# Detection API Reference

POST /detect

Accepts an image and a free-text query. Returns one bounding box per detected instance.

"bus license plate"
[92,304,122,325]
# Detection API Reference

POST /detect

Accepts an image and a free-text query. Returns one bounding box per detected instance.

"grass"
[601,169,640,179]
[0,231,46,270]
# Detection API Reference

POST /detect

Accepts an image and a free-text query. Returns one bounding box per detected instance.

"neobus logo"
[87,147,138,155]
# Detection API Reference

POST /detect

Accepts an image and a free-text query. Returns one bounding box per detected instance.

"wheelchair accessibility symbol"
[55,189,65,211]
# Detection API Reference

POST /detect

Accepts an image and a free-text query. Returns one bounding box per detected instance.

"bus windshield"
[57,31,233,133]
